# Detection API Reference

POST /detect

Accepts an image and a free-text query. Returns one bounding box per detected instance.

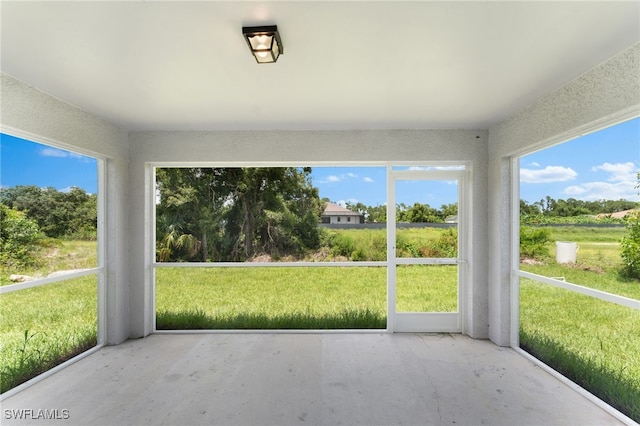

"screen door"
[387,167,467,332]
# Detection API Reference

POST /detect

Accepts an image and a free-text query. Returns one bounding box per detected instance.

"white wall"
[1,74,131,345]
[330,215,359,224]
[487,43,640,346]
[129,129,490,338]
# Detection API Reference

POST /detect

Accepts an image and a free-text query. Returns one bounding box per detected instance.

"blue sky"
[1,134,98,193]
[1,117,638,207]
[520,117,639,204]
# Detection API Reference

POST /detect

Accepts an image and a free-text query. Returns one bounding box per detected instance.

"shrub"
[520,225,551,259]
[620,210,640,279]
[328,233,356,258]
[0,205,42,268]
[428,227,458,258]
[396,235,420,257]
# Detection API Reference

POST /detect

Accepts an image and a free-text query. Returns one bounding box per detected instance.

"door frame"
[387,167,468,332]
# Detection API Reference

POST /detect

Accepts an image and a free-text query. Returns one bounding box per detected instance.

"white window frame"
[0,128,106,399]
[509,115,640,347]
[149,161,471,334]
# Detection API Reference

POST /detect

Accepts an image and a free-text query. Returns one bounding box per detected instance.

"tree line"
[0,186,97,269]
[520,196,637,218]
[2,170,637,267]
[0,185,97,239]
[341,201,458,224]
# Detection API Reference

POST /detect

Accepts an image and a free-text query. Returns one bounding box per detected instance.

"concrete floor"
[1,333,627,426]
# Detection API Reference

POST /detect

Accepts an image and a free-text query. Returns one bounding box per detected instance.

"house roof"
[323,202,363,217]
[1,2,638,132]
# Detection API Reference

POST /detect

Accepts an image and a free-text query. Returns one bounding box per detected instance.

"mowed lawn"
[519,226,640,421]
[0,276,97,393]
[155,265,459,329]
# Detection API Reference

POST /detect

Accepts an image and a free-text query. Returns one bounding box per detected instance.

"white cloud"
[320,173,361,184]
[529,162,540,167]
[40,147,89,161]
[564,181,639,201]
[591,162,637,182]
[520,166,577,183]
[363,177,374,183]
[335,198,360,208]
[40,147,68,158]
[564,162,639,201]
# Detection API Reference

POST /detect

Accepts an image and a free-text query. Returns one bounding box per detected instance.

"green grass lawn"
[156,267,386,329]
[546,225,627,243]
[519,279,640,420]
[156,265,459,329]
[397,265,457,312]
[519,226,640,421]
[0,276,97,393]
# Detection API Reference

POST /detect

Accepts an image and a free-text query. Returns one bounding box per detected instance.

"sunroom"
[1,1,639,425]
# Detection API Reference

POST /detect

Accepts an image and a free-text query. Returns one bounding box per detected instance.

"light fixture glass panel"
[255,52,274,63]
[248,34,273,51]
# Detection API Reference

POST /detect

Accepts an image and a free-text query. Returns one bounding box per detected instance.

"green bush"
[396,234,420,257]
[520,225,551,259]
[620,210,640,279]
[0,205,42,268]
[424,228,458,258]
[328,233,356,258]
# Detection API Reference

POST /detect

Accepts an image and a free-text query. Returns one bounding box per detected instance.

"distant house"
[445,215,458,223]
[321,202,365,224]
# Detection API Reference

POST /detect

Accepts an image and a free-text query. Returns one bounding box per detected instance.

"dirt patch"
[520,258,545,265]
[250,254,272,262]
[308,247,331,262]
[568,263,606,274]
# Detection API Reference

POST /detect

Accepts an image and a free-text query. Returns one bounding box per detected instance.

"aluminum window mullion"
[518,270,640,310]
[0,268,102,295]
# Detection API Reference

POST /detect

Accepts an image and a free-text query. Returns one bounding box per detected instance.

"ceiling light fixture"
[242,25,283,64]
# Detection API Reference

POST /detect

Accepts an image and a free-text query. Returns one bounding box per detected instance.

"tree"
[0,185,97,239]
[439,203,458,220]
[620,171,640,279]
[156,167,323,262]
[156,168,228,261]
[520,199,541,216]
[400,202,442,223]
[223,167,322,259]
[0,204,42,268]
[366,205,387,223]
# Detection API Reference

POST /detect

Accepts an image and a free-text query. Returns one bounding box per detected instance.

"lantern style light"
[242,25,283,64]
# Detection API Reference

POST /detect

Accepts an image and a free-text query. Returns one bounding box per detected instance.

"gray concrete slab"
[1,333,626,425]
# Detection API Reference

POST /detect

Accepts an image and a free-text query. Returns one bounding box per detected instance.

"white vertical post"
[510,157,520,348]
[97,157,106,345]
[458,169,467,334]
[386,165,396,333]
[146,164,157,334]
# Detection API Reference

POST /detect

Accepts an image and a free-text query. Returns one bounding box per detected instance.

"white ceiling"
[2,1,639,131]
